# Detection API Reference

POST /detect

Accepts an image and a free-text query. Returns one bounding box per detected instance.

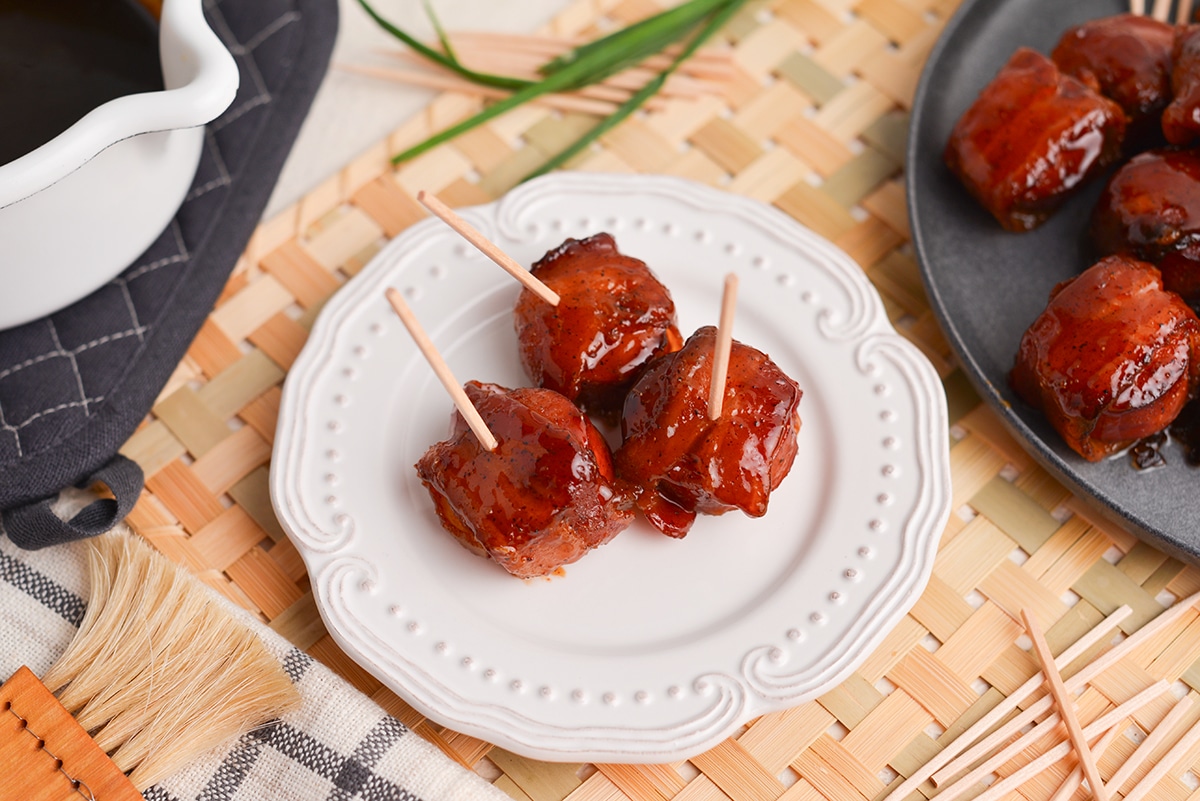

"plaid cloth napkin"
[0,525,508,801]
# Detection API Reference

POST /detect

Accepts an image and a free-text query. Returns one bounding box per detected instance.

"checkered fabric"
[0,528,507,801]
[0,0,331,516]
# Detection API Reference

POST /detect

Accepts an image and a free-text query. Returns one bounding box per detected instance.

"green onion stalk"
[357,0,746,183]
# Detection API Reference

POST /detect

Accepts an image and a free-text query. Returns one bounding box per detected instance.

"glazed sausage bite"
[1164,26,1200,145]
[614,326,802,539]
[944,48,1126,231]
[416,381,632,578]
[1051,13,1174,140]
[1011,255,1200,462]
[1091,147,1200,308]
[514,233,683,423]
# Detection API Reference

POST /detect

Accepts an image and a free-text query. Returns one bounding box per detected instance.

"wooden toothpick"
[416,190,560,306]
[1105,694,1194,795]
[1122,702,1200,801]
[882,605,1132,800]
[1022,609,1109,801]
[934,682,1165,801]
[707,273,738,421]
[886,590,1200,801]
[385,287,498,451]
[1047,727,1121,801]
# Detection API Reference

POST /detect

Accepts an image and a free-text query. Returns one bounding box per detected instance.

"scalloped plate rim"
[271,171,951,762]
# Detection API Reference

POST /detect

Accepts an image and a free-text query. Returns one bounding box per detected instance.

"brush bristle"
[42,532,302,790]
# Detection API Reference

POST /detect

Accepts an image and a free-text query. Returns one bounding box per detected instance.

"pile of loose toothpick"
[882,598,1200,801]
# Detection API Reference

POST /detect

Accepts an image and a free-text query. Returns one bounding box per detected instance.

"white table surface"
[265,0,569,219]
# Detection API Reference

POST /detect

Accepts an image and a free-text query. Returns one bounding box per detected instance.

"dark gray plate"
[906,0,1200,562]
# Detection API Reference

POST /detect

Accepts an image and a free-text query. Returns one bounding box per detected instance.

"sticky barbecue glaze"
[514,233,682,423]
[416,382,632,578]
[1052,13,1174,139]
[615,326,802,538]
[1011,255,1200,461]
[1092,147,1200,309]
[944,48,1126,231]
[1165,25,1200,145]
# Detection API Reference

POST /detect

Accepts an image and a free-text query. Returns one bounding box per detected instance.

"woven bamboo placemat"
[117,0,1200,798]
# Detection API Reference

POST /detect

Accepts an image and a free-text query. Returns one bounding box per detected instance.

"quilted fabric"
[0,0,329,511]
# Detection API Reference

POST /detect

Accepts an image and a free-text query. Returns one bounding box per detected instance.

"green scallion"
[358,0,745,183]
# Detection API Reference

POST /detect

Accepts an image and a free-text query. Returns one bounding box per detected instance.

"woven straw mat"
[116,0,1200,799]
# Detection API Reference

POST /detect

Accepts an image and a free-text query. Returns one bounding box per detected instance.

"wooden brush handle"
[0,666,140,801]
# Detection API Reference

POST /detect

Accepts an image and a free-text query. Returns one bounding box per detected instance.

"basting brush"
[0,531,301,799]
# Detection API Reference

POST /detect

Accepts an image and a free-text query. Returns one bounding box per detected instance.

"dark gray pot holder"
[0,0,337,548]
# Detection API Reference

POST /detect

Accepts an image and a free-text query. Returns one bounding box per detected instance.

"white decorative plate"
[271,172,951,763]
